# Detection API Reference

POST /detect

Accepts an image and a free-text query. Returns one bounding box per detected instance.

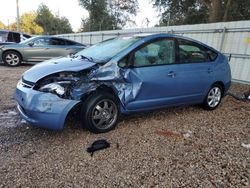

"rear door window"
[49,38,66,45]
[178,39,216,63]
[65,40,78,45]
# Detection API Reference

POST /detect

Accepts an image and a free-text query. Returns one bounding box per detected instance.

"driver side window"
[134,39,175,67]
[33,38,50,46]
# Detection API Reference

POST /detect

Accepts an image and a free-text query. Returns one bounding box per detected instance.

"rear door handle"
[168,71,176,78]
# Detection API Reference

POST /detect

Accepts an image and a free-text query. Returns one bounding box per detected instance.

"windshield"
[75,37,141,62]
[20,37,36,44]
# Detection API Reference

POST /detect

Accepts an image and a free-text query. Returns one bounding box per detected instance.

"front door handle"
[208,68,213,73]
[168,71,176,78]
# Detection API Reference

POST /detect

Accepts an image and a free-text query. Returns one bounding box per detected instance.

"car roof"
[131,33,219,53]
[31,35,64,39]
[29,36,85,46]
[0,29,31,35]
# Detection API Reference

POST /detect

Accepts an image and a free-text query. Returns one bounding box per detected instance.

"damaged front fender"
[70,61,143,108]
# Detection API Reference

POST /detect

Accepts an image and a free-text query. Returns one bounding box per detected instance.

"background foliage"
[0,1,250,34]
[153,0,250,26]
[79,0,138,31]
[0,4,72,35]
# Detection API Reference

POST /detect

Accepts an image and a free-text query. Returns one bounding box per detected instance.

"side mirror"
[127,53,135,68]
[118,53,134,68]
[28,42,34,47]
[118,61,127,68]
[67,53,75,58]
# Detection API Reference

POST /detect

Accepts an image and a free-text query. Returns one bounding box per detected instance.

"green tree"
[35,4,54,34]
[21,12,44,34]
[79,0,114,31]
[153,0,250,26]
[79,0,138,31]
[35,4,73,34]
[154,0,208,26]
[202,0,250,22]
[108,0,138,28]
[53,16,73,34]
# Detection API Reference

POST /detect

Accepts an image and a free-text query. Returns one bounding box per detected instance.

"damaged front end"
[14,58,98,130]
[15,60,142,130]
[15,36,145,130]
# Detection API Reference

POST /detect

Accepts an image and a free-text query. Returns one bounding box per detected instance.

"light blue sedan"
[15,34,231,133]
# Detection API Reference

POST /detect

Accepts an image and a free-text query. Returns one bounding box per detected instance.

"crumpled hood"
[22,57,96,83]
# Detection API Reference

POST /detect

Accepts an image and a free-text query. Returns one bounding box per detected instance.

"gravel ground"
[0,64,249,187]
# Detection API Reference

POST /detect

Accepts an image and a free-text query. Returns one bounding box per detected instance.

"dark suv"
[0,30,31,45]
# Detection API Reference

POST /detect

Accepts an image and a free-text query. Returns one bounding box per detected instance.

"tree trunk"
[223,0,233,21]
[209,0,223,22]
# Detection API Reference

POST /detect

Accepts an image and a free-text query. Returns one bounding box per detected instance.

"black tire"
[81,91,120,133]
[3,51,22,67]
[202,84,223,110]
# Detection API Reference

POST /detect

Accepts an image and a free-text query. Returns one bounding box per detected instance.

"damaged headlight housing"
[35,72,83,97]
[38,81,71,96]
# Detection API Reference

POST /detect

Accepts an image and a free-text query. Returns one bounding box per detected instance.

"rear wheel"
[81,91,119,133]
[202,84,223,110]
[3,51,22,67]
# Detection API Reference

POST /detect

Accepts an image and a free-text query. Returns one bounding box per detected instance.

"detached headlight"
[38,81,71,96]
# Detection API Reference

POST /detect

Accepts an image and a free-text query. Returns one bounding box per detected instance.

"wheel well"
[213,81,225,95]
[97,85,117,95]
[81,84,119,103]
[3,50,23,61]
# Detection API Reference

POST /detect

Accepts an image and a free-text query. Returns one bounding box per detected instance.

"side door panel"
[22,38,51,61]
[173,62,214,103]
[173,39,215,102]
[126,64,182,110]
[125,38,180,111]
[124,37,216,111]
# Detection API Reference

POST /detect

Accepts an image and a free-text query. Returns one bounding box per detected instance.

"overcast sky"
[0,0,159,32]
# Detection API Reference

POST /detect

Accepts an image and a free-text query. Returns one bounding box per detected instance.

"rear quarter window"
[50,38,65,45]
[65,40,79,45]
[178,39,217,63]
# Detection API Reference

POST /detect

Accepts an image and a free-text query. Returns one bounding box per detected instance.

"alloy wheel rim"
[5,53,20,65]
[91,99,118,130]
[207,87,221,108]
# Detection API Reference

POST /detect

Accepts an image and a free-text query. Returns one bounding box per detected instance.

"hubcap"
[91,99,118,130]
[207,87,221,108]
[5,53,20,65]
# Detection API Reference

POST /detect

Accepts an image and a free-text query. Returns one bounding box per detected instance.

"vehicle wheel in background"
[3,51,22,67]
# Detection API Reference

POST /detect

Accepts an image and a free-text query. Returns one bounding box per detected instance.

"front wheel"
[202,84,223,110]
[3,51,22,67]
[81,92,119,133]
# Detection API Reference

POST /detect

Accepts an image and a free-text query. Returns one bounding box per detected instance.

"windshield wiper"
[73,55,94,62]
[79,55,94,62]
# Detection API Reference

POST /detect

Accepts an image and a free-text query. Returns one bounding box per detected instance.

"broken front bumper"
[15,83,80,130]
